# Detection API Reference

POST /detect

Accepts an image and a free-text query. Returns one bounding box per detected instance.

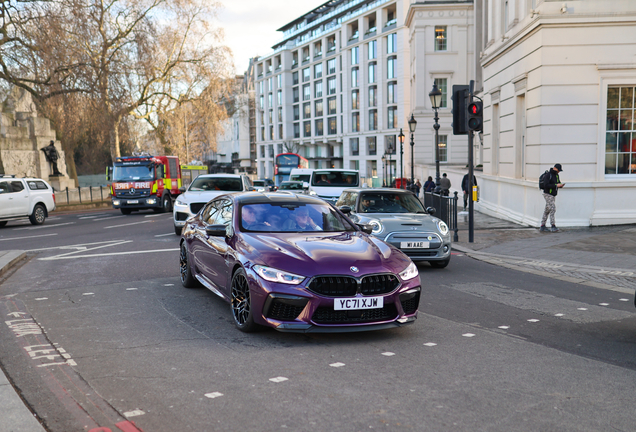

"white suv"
[0,176,56,226]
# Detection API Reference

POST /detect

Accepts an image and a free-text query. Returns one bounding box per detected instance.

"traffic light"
[451,85,469,135]
[467,101,483,132]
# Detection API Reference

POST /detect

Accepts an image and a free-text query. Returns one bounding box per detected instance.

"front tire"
[179,242,199,288]
[231,268,258,332]
[430,257,450,269]
[29,204,46,225]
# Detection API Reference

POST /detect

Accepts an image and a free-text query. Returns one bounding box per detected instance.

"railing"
[422,191,459,242]
[55,186,111,206]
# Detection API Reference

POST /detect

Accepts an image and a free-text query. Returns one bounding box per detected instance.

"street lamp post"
[398,129,405,189]
[381,154,386,187]
[429,83,442,193]
[408,114,417,190]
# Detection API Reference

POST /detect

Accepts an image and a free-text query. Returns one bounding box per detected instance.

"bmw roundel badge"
[350,266,359,273]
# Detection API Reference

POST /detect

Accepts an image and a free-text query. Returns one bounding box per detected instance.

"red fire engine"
[108,154,182,215]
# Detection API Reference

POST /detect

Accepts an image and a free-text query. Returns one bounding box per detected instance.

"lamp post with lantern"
[398,129,405,189]
[429,83,442,192]
[381,154,386,187]
[408,114,417,189]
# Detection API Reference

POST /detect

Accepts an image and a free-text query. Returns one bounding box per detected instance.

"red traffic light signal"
[467,101,483,132]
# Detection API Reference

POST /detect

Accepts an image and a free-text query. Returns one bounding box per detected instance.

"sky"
[217,0,326,74]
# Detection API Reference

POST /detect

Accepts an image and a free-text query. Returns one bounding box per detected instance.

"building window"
[352,112,360,132]
[327,58,336,75]
[368,40,377,60]
[259,95,264,109]
[292,51,298,68]
[438,135,448,162]
[293,87,299,103]
[302,46,309,62]
[279,124,283,139]
[303,102,311,119]
[368,62,376,84]
[315,63,323,79]
[328,97,337,115]
[434,78,448,108]
[387,81,397,104]
[315,99,323,117]
[350,137,359,156]
[268,93,272,107]
[268,77,272,91]
[606,86,636,174]
[260,145,265,158]
[268,109,273,123]
[278,107,282,122]
[367,136,377,155]
[385,135,396,154]
[387,56,396,79]
[293,105,299,121]
[292,71,299,85]
[304,121,311,137]
[315,119,324,136]
[368,86,377,108]
[314,41,322,57]
[269,145,274,158]
[435,26,447,51]
[351,67,359,88]
[277,74,282,88]
[303,84,311,101]
[277,90,282,105]
[294,123,300,138]
[327,77,336,95]
[352,90,359,110]
[388,106,397,129]
[260,127,265,141]
[387,33,397,54]
[328,117,337,134]
[327,35,336,52]
[269,126,273,140]
[259,81,263,94]
[303,67,310,82]
[351,46,359,65]
[369,110,377,131]
[315,80,323,98]
[259,111,264,126]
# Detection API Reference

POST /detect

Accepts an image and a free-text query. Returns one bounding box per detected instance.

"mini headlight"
[368,220,383,234]
[253,265,305,285]
[438,220,449,235]
[399,262,419,281]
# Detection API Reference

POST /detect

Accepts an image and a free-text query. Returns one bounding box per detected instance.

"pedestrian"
[439,173,451,196]
[423,176,435,193]
[540,163,565,232]
[40,140,62,176]
[415,179,422,198]
[461,173,477,210]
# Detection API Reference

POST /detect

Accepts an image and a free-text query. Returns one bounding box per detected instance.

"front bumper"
[112,197,160,209]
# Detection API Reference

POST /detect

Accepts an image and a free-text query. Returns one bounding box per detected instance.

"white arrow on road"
[7,312,27,317]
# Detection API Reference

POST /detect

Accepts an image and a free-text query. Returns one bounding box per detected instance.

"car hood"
[239,231,412,277]
[180,190,230,203]
[354,213,441,231]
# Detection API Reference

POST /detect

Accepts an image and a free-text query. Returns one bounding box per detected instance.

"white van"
[290,168,359,204]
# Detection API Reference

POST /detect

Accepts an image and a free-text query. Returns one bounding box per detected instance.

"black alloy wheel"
[231,268,258,332]
[29,204,46,225]
[179,242,199,288]
[430,257,450,269]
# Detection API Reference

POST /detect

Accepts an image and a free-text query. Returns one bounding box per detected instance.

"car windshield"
[189,177,243,192]
[279,182,303,190]
[253,181,265,187]
[113,164,154,181]
[358,193,426,214]
[311,171,359,187]
[240,203,356,232]
[290,174,310,183]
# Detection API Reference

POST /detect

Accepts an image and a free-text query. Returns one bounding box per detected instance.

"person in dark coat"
[461,173,478,210]
[540,163,565,232]
[40,141,62,176]
[423,176,435,193]
[439,173,451,196]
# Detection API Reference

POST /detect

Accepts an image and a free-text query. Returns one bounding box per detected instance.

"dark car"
[253,178,276,192]
[179,192,421,333]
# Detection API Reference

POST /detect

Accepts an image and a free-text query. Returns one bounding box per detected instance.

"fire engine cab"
[108,154,181,214]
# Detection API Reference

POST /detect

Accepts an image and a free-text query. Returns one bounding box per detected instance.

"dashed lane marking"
[12,222,76,231]
[104,220,153,229]
[330,362,346,367]
[0,233,58,242]
[205,392,224,399]
[269,377,288,383]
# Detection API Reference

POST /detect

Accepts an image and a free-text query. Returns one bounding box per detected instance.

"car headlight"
[438,220,449,235]
[253,265,305,285]
[399,262,418,281]
[368,219,383,234]
[175,197,187,206]
[309,190,317,196]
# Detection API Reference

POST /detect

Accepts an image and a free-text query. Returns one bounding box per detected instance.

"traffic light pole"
[468,80,475,243]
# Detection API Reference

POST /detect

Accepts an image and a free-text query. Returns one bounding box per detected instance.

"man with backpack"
[539,163,565,232]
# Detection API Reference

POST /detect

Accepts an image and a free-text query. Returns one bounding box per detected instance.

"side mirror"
[303,182,309,189]
[179,186,186,193]
[106,167,113,181]
[426,206,436,215]
[339,205,352,215]
[357,223,373,235]
[205,224,227,237]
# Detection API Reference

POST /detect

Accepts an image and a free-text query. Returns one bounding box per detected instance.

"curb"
[0,251,27,279]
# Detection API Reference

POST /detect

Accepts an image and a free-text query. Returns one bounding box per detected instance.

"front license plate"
[127,200,139,204]
[401,241,429,249]
[334,297,383,310]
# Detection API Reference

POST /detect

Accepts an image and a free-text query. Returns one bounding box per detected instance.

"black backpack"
[539,170,549,190]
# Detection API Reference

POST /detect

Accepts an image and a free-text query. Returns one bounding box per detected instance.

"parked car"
[179,192,421,333]
[173,174,253,235]
[277,180,307,194]
[336,188,452,268]
[0,175,56,226]
[253,178,276,192]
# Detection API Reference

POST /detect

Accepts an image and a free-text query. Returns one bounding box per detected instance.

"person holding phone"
[540,163,565,232]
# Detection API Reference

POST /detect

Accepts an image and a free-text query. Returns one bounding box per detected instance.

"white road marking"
[599,303,609,306]
[498,326,509,330]
[554,313,564,317]
[27,240,129,253]
[577,308,588,311]
[126,288,138,291]
[381,352,395,356]
[37,240,133,260]
[144,214,172,218]
[83,293,94,296]
[619,298,629,302]
[154,233,175,237]
[79,216,99,219]
[94,216,125,221]
[462,333,476,337]
[527,319,540,323]
[269,377,288,383]
[329,362,345,367]
[104,220,153,229]
[40,248,178,261]
[123,410,145,418]
[163,284,174,286]
[12,222,76,231]
[0,233,58,242]
[205,392,224,399]
[423,342,437,346]
[35,298,48,301]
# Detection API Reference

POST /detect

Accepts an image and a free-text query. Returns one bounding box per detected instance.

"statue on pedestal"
[40,140,62,176]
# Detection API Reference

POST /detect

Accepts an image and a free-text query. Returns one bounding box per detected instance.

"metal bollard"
[66,187,69,205]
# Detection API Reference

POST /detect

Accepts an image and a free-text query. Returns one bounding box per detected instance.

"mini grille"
[360,274,399,295]
[312,304,398,324]
[190,202,206,214]
[308,276,358,297]
[400,292,420,315]
[266,300,305,321]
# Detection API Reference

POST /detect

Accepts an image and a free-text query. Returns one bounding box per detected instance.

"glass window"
[385,135,396,154]
[351,68,359,88]
[260,127,265,140]
[268,93,272,107]
[315,99,323,117]
[387,56,396,79]
[327,77,337,95]
[367,136,377,155]
[328,97,337,115]
[294,122,300,138]
[303,67,310,82]
[328,117,337,135]
[388,106,397,129]
[352,112,360,132]
[315,63,323,79]
[293,105,299,121]
[368,86,377,108]
[303,102,311,119]
[439,135,448,162]
[368,62,376,84]
[303,84,311,101]
[315,119,324,136]
[368,40,377,60]
[277,90,282,105]
[278,107,283,122]
[269,125,274,140]
[268,109,273,123]
[605,86,636,174]
[434,78,448,108]
[259,95,264,109]
[369,110,377,131]
[292,71,299,85]
[352,90,359,110]
[277,74,282,88]
[435,26,447,51]
[351,46,359,65]
[304,121,311,137]
[327,58,336,75]
[293,87,299,103]
[387,82,397,104]
[350,137,359,156]
[387,33,397,54]
[279,124,283,139]
[259,81,263,94]
[315,80,323,98]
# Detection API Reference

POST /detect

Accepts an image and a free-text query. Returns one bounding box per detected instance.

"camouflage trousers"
[541,193,556,226]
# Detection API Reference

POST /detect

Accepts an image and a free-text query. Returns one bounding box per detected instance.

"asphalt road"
[1,209,636,432]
